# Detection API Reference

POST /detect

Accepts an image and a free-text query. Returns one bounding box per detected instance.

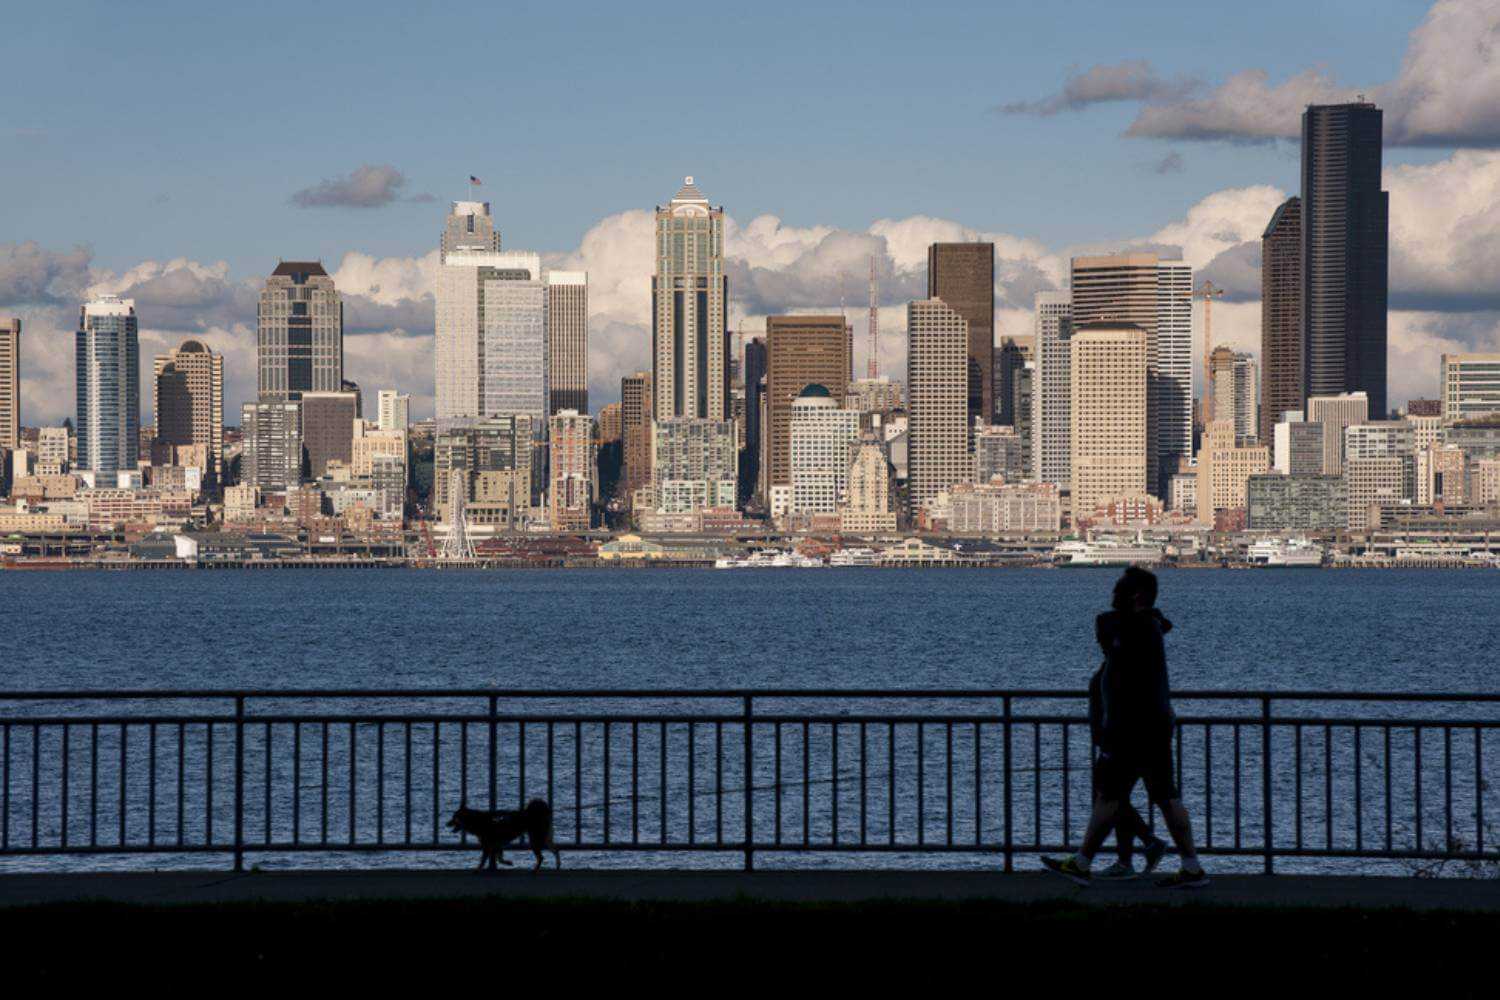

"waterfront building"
[1069,322,1149,525]
[651,418,736,513]
[621,371,653,506]
[1346,456,1411,531]
[1070,253,1192,498]
[1428,445,1467,507]
[764,315,852,495]
[1440,354,1500,421]
[1195,419,1270,525]
[377,390,410,433]
[257,262,343,401]
[153,340,223,487]
[948,481,1061,535]
[1246,473,1347,531]
[240,400,302,494]
[907,298,971,516]
[927,242,995,424]
[788,385,860,514]
[974,425,1026,484]
[76,295,140,476]
[839,436,897,534]
[1473,459,1500,507]
[1168,471,1196,516]
[0,318,17,450]
[994,334,1034,428]
[652,178,727,423]
[548,409,593,531]
[1210,347,1259,442]
[1273,412,1325,475]
[1034,291,1073,489]
[1261,196,1302,443]
[433,415,536,526]
[1302,102,1389,419]
[546,271,588,416]
[1307,391,1369,475]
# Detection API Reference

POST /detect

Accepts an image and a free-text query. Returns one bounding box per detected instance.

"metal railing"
[0,689,1496,873]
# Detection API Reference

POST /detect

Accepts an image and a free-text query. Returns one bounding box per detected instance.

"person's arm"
[1152,608,1173,634]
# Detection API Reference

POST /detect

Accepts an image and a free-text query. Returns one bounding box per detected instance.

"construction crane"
[1182,280,1225,427]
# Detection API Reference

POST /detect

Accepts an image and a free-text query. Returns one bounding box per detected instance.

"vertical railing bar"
[604,721,613,846]
[1031,723,1039,848]
[1204,724,1213,849]
[887,722,896,846]
[918,722,926,847]
[376,721,385,846]
[831,721,840,848]
[1383,725,1392,852]
[148,722,157,848]
[519,719,527,809]
[1444,725,1453,853]
[774,720,783,846]
[743,697,754,868]
[1294,722,1303,850]
[714,721,723,847]
[859,721,867,848]
[488,696,498,812]
[458,722,468,842]
[1062,723,1071,849]
[31,726,40,849]
[802,723,810,846]
[1260,696,1273,875]
[320,722,329,846]
[60,725,70,849]
[176,722,185,848]
[631,721,639,846]
[348,721,357,846]
[1,723,9,851]
[90,721,98,848]
[293,722,301,845]
[974,722,983,848]
[206,721,215,847]
[1003,697,1014,872]
[406,722,413,846]
[657,721,665,845]
[1233,723,1241,850]
[265,722,273,846]
[687,721,695,845]
[121,722,133,845]
[1354,724,1363,851]
[574,721,582,845]
[1414,724,1424,851]
[1324,724,1333,852]
[1475,727,1485,856]
[946,722,954,847]
[552,722,560,833]
[232,698,244,867]
[431,721,441,843]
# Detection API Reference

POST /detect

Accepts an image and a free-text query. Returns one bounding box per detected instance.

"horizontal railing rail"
[0,690,1495,874]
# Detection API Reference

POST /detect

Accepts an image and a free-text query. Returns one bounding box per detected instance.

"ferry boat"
[1246,537,1324,568]
[713,550,824,569]
[828,547,880,567]
[1053,539,1165,567]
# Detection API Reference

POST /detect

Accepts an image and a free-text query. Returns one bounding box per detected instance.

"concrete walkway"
[3,869,1499,911]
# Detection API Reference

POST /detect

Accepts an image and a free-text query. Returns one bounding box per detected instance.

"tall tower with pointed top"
[652,177,727,422]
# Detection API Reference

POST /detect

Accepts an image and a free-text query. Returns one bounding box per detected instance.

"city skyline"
[4,1,1499,427]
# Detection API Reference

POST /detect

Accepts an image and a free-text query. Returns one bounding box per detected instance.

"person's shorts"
[1095,733,1179,805]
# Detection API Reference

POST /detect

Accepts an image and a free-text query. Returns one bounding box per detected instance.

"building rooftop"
[271,261,328,279]
[672,176,707,203]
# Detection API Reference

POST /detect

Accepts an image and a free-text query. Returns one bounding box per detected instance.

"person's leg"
[1143,735,1203,877]
[1157,798,1201,871]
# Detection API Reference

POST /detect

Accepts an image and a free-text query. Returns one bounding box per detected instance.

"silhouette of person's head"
[1112,566,1158,612]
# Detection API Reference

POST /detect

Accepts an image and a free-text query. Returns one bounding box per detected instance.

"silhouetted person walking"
[1043,567,1208,888]
[1087,661,1166,878]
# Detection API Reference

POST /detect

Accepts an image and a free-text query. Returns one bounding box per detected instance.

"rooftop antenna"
[867,255,879,379]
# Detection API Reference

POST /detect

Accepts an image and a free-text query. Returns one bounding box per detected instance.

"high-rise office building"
[76,295,140,475]
[1070,322,1148,524]
[1195,420,1270,525]
[1012,360,1035,479]
[788,384,861,514]
[743,336,767,497]
[763,315,852,494]
[1302,102,1389,418]
[651,418,737,513]
[436,250,547,425]
[1273,412,1325,475]
[548,409,593,531]
[440,201,501,262]
[1070,253,1192,498]
[906,299,970,515]
[240,400,302,494]
[0,318,18,450]
[1440,354,1500,421]
[301,390,360,479]
[652,178,727,422]
[1034,291,1073,488]
[927,243,995,424]
[1307,391,1370,476]
[433,414,535,526]
[153,340,223,485]
[1261,196,1302,443]
[1210,347,1259,443]
[257,262,343,402]
[377,390,410,433]
[994,334,1033,427]
[621,371,653,505]
[546,271,588,416]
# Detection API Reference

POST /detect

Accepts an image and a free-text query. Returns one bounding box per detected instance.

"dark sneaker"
[1155,867,1209,889]
[1096,860,1135,879]
[1141,838,1168,876]
[1041,855,1091,887]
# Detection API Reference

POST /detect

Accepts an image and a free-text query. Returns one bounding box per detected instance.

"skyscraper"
[548,409,593,531]
[1070,322,1148,525]
[994,334,1033,427]
[1261,196,1302,442]
[1034,291,1073,488]
[928,243,996,425]
[743,336,767,498]
[621,372,653,505]
[436,250,547,426]
[764,315,852,494]
[1210,346,1259,443]
[240,400,303,493]
[153,340,224,485]
[440,201,501,262]
[1302,102,1389,418]
[0,318,18,451]
[788,384,861,514]
[906,298,970,516]
[1439,354,1500,421]
[300,390,360,479]
[652,178,727,422]
[546,271,588,416]
[1307,391,1370,476]
[257,262,343,402]
[76,295,140,476]
[377,390,410,433]
[1070,253,1191,499]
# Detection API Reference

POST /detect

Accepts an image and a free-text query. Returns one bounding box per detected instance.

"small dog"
[447,799,560,872]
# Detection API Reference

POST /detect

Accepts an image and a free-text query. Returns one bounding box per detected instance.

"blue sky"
[4,0,1433,273]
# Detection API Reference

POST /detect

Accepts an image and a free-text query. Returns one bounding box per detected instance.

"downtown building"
[1069,322,1148,525]
[436,249,548,427]
[1272,412,1326,475]
[377,390,410,432]
[546,271,588,416]
[1440,354,1500,421]
[974,425,1027,484]
[433,414,536,527]
[650,417,736,514]
[906,298,971,517]
[76,295,141,476]
[1209,346,1259,443]
[1195,420,1270,526]
[927,243,995,425]
[1302,102,1389,419]
[548,409,593,531]
[0,317,17,451]
[839,436,897,534]
[1307,391,1369,476]
[257,262,343,401]
[620,371,653,506]
[763,314,852,498]
[948,480,1061,535]
[1033,291,1073,489]
[994,334,1034,428]
[300,390,361,480]
[152,339,223,488]
[652,178,728,423]
[1261,196,1303,442]
[1246,473,1347,531]
[240,401,303,494]
[1070,253,1192,499]
[787,384,860,515]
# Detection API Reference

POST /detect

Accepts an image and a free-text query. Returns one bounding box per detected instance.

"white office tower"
[906,298,971,516]
[788,384,861,514]
[377,390,410,433]
[441,201,500,262]
[1033,291,1073,489]
[1070,323,1149,525]
[76,295,140,475]
[652,178,727,421]
[435,250,547,428]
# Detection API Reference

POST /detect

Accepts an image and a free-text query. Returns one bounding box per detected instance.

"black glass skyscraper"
[1301,102,1389,418]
